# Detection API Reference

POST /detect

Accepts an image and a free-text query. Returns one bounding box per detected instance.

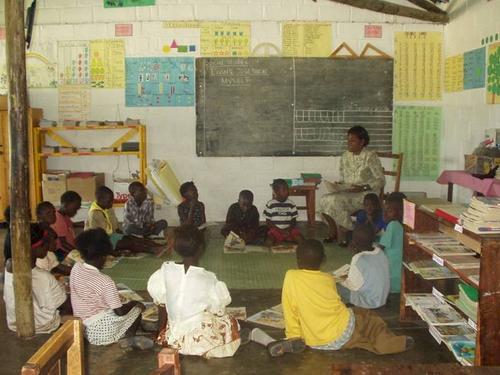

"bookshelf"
[32,125,147,205]
[400,204,500,366]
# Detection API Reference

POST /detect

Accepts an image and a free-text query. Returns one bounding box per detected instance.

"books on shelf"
[442,255,480,269]
[429,324,476,339]
[444,337,476,366]
[427,245,475,257]
[418,267,459,280]
[435,204,467,225]
[418,304,466,325]
[460,196,500,234]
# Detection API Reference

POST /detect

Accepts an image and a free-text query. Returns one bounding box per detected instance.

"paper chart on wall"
[464,47,486,90]
[90,40,125,88]
[395,32,442,101]
[104,0,154,7]
[58,41,90,86]
[161,28,200,56]
[200,22,251,57]
[0,42,6,94]
[125,57,195,107]
[486,42,500,104]
[393,106,442,181]
[58,86,91,122]
[26,52,58,88]
[444,55,463,93]
[282,22,332,57]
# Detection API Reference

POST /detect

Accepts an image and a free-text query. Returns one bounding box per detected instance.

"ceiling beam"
[320,0,449,24]
[407,0,447,15]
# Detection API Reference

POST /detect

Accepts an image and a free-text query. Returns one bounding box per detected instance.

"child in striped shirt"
[70,228,153,349]
[264,179,303,246]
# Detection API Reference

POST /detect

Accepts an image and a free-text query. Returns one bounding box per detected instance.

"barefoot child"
[221,190,265,244]
[123,181,168,238]
[280,239,412,354]
[336,223,390,309]
[85,186,162,255]
[51,191,82,261]
[379,192,405,293]
[355,193,386,235]
[177,181,206,229]
[147,225,249,358]
[264,179,303,246]
[4,223,70,334]
[70,228,152,349]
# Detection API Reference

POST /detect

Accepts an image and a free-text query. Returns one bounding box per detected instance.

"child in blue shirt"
[337,223,390,309]
[355,193,386,236]
[378,192,405,293]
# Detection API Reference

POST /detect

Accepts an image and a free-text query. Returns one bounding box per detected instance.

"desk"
[289,184,318,226]
[436,170,500,202]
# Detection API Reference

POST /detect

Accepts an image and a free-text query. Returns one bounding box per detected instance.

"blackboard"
[196,57,393,157]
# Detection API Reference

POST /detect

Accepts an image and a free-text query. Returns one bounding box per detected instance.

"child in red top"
[51,191,82,261]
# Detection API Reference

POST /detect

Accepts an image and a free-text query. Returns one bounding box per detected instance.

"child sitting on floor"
[355,193,386,236]
[177,181,206,229]
[85,186,162,255]
[123,181,168,238]
[51,191,82,261]
[147,225,250,358]
[221,190,265,244]
[36,201,71,275]
[264,179,303,246]
[4,223,71,334]
[336,223,390,309]
[378,192,406,294]
[70,228,152,349]
[274,239,412,355]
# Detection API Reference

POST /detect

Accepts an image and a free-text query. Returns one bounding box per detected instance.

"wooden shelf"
[39,125,141,131]
[401,201,500,366]
[39,151,140,157]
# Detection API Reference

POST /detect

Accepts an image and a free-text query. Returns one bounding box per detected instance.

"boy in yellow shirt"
[281,239,413,354]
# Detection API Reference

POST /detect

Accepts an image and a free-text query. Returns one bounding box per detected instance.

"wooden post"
[6,0,35,337]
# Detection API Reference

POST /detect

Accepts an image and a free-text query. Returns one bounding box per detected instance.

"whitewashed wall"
[0,0,450,223]
[441,0,500,203]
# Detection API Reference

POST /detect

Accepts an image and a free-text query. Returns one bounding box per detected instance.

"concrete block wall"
[0,0,447,223]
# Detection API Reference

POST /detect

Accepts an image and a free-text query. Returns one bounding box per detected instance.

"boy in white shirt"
[3,223,69,334]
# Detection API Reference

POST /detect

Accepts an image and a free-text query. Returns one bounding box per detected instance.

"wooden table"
[437,170,500,202]
[289,184,318,226]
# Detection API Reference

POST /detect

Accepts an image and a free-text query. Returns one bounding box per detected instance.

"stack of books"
[407,260,459,280]
[460,196,500,234]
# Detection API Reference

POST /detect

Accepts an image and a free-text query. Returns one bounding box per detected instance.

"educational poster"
[200,22,251,57]
[394,32,442,101]
[104,0,154,7]
[58,86,91,122]
[25,52,58,88]
[161,26,200,56]
[444,55,463,93]
[90,40,125,88]
[464,47,486,90]
[282,22,332,57]
[486,42,500,104]
[125,57,195,107]
[0,42,6,94]
[58,41,90,86]
[393,106,442,181]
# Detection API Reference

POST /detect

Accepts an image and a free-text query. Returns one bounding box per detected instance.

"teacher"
[319,126,385,246]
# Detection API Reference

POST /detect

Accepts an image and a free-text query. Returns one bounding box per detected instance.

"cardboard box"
[0,95,7,110]
[67,172,105,202]
[113,179,134,203]
[42,172,68,204]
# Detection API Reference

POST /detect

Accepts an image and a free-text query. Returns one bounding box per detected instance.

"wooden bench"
[21,318,84,375]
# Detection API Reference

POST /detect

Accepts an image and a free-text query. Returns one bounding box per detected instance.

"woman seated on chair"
[319,126,385,247]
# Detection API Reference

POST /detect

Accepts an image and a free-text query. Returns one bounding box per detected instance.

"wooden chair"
[21,318,84,375]
[376,152,403,196]
[150,348,181,375]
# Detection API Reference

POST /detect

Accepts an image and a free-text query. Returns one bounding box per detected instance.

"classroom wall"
[442,0,500,203]
[0,0,446,223]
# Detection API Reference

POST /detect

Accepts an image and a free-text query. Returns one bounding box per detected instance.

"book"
[332,264,350,280]
[247,308,284,329]
[223,231,246,253]
[226,307,247,321]
[445,338,476,366]
[271,244,297,253]
[429,324,475,338]
[442,255,480,269]
[418,304,465,326]
[142,303,159,322]
[427,245,475,256]
[324,180,352,193]
[103,255,121,269]
[418,267,459,280]
[435,205,467,225]
[405,293,444,309]
[116,283,144,303]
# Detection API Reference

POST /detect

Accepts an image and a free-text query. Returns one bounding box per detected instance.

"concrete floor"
[0,225,456,375]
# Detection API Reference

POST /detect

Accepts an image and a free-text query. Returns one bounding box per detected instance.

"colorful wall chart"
[444,55,464,92]
[200,22,250,57]
[282,22,332,57]
[90,40,125,88]
[125,57,195,107]
[58,86,91,122]
[26,52,58,88]
[58,41,90,86]
[393,106,442,181]
[487,42,500,104]
[104,0,154,7]
[395,32,442,101]
[464,47,486,90]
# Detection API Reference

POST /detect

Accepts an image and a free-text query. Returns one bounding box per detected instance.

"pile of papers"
[405,293,476,366]
[460,196,500,234]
